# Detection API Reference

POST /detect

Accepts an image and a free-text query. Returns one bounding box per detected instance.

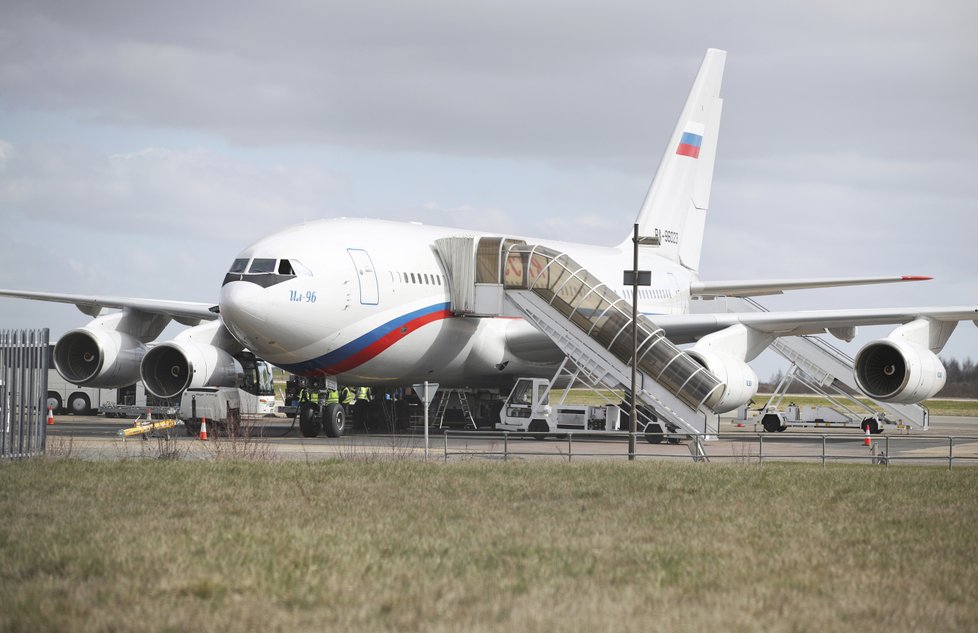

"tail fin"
[622,48,725,273]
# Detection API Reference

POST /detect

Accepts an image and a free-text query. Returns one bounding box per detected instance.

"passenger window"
[410,273,416,284]
[424,274,430,284]
[229,258,249,273]
[249,258,276,274]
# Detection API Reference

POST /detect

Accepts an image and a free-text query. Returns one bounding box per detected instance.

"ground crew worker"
[340,386,354,405]
[299,385,319,405]
[325,389,340,404]
[357,386,371,402]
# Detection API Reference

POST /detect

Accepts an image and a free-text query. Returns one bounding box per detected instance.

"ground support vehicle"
[753,364,904,434]
[495,376,685,445]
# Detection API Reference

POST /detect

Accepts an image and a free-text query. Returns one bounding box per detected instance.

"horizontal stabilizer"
[690,276,932,298]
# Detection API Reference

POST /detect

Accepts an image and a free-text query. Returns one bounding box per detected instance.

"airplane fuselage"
[218,218,695,387]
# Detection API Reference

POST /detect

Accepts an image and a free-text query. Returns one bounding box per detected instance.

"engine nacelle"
[54,327,146,388]
[854,338,945,403]
[141,340,244,399]
[686,349,758,413]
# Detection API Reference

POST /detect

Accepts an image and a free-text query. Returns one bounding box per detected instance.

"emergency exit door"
[347,249,379,305]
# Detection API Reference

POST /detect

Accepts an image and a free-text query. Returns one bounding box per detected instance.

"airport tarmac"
[41,413,978,466]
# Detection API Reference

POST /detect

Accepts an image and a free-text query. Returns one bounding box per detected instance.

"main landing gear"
[298,402,347,438]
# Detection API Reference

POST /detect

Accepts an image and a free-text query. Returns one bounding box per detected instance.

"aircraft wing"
[0,289,218,324]
[689,275,931,298]
[656,306,978,343]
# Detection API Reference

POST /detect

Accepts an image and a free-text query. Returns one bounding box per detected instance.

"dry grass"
[0,460,976,632]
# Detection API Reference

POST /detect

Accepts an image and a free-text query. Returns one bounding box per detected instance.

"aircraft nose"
[219,281,270,349]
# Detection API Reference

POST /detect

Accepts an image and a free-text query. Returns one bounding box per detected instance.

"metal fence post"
[758,433,763,464]
[821,434,826,467]
[504,432,509,462]
[949,437,954,471]
[885,435,889,468]
[568,433,572,462]
[444,432,448,463]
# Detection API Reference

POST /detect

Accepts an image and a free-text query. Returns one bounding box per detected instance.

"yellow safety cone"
[199,417,208,441]
[47,406,55,426]
[863,426,872,446]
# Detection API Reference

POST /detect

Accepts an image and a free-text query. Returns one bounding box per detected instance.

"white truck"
[495,377,680,443]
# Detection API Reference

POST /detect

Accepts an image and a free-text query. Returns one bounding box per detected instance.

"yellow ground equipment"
[117,418,178,438]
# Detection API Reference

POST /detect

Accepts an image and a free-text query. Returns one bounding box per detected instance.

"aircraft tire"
[323,403,345,438]
[299,402,321,437]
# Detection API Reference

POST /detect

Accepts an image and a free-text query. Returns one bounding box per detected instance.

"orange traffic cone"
[863,426,872,446]
[199,417,208,441]
[47,406,55,426]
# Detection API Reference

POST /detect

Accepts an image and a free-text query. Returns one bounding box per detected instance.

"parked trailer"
[100,382,181,419]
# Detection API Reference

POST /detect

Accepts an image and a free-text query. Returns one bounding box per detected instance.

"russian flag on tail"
[676,122,705,158]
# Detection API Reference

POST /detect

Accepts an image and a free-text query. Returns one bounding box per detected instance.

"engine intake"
[54,328,145,388]
[854,339,945,403]
[141,340,243,399]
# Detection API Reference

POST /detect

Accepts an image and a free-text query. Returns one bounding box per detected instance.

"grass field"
[1,459,976,632]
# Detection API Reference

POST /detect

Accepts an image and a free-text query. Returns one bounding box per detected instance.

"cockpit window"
[229,258,249,273]
[249,258,276,274]
[290,260,312,276]
[278,260,294,275]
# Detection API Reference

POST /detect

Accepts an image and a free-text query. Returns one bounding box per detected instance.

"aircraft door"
[347,249,379,305]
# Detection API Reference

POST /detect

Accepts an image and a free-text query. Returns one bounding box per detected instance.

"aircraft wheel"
[299,402,321,437]
[644,423,664,444]
[323,403,346,438]
[46,392,63,415]
[528,419,548,440]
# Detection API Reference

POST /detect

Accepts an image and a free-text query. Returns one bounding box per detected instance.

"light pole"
[629,223,638,461]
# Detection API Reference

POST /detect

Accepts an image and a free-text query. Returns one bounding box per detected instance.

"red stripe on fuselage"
[318,309,453,376]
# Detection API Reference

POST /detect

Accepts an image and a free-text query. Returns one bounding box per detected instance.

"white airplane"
[1,49,975,436]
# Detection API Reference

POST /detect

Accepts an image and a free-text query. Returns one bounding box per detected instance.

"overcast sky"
[0,0,975,378]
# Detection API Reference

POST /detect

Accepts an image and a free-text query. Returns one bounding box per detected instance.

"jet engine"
[54,327,146,388]
[854,338,945,404]
[685,348,758,413]
[140,321,244,399]
[141,340,244,399]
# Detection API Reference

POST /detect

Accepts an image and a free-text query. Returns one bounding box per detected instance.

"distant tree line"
[940,357,978,398]
[760,357,978,399]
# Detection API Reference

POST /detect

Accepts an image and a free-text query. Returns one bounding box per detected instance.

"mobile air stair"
[435,237,727,438]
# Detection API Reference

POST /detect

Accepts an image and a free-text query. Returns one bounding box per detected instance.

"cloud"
[2,1,974,167]
[0,140,349,243]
